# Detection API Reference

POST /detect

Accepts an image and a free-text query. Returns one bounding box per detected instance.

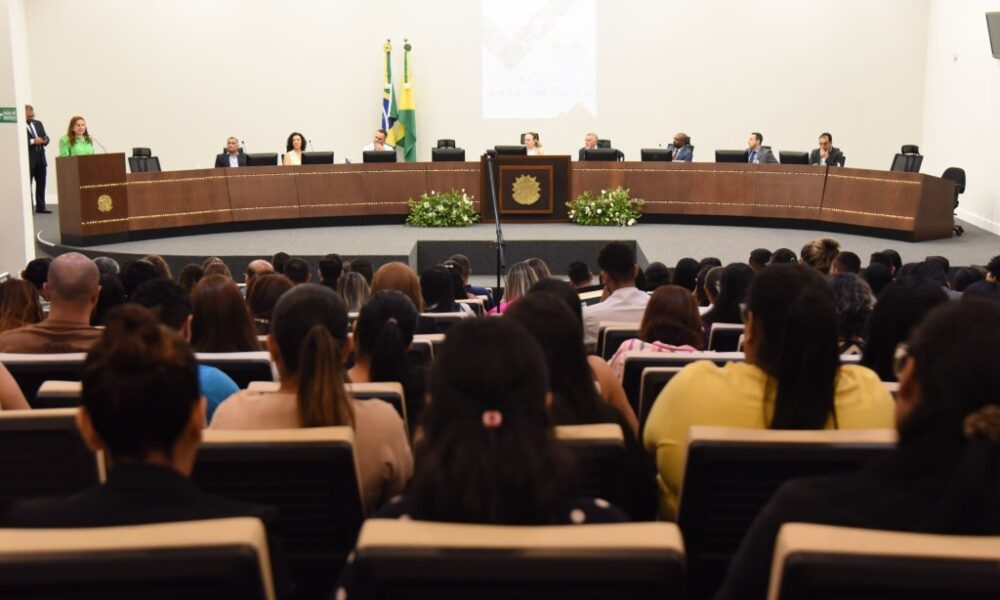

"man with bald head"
[0,253,103,353]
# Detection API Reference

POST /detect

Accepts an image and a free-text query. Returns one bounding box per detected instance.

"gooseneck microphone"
[91,136,108,153]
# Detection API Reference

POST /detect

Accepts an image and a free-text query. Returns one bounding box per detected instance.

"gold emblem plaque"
[512,175,541,206]
[97,194,113,213]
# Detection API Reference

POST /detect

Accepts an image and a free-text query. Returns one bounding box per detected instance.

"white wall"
[921,0,1000,235]
[23,0,931,205]
[0,0,35,276]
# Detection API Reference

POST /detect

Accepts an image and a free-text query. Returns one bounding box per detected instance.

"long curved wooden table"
[56,154,955,245]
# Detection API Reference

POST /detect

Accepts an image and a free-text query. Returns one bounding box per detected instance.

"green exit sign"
[0,107,17,123]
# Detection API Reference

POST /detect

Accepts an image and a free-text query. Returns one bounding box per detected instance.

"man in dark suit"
[747,132,777,164]
[2,305,291,597]
[215,136,246,167]
[810,132,845,167]
[25,105,51,213]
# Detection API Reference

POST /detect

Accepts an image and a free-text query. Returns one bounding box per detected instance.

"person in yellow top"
[58,115,95,157]
[643,264,895,518]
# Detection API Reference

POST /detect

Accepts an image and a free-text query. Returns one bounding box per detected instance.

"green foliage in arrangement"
[406,189,480,227]
[566,186,644,226]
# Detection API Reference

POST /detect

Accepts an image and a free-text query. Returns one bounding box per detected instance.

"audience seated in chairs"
[337,271,371,313]
[0,278,44,333]
[488,260,539,315]
[608,285,704,381]
[644,264,895,518]
[420,266,471,315]
[700,262,752,342]
[246,273,293,336]
[348,290,426,430]
[582,242,649,350]
[210,284,412,514]
[0,253,102,354]
[716,298,1000,600]
[0,304,292,598]
[190,274,259,353]
[830,273,874,354]
[672,257,700,293]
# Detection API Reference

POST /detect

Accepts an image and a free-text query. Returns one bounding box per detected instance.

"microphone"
[307,139,312,151]
[241,139,247,153]
[91,136,108,153]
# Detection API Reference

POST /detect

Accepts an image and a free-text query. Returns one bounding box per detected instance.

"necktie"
[749,150,757,164]
[28,122,37,139]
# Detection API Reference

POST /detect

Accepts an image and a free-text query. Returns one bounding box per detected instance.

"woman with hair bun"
[644,264,894,517]
[718,297,1000,600]
[800,237,841,273]
[211,284,412,513]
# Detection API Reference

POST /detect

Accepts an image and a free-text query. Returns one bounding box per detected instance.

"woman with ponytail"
[348,290,425,429]
[644,264,894,517]
[211,284,412,513]
[718,297,1000,600]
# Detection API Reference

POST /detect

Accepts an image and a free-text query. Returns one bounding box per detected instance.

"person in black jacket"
[809,132,845,166]
[25,105,51,213]
[214,136,246,167]
[3,304,292,597]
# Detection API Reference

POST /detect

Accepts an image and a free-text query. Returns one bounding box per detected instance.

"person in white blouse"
[523,131,543,155]
[362,128,394,152]
[282,131,305,166]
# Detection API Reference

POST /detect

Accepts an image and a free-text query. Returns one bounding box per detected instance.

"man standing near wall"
[25,104,50,213]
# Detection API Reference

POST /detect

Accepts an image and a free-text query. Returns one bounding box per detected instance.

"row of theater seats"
[1,409,996,598]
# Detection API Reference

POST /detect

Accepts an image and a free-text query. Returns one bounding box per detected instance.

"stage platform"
[33,209,996,284]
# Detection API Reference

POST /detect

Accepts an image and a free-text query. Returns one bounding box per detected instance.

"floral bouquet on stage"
[406,189,480,227]
[567,187,644,227]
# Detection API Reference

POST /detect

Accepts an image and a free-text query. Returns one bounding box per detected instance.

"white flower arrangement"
[406,189,480,227]
[566,186,644,226]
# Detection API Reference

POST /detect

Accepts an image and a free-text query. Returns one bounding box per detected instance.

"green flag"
[395,40,417,162]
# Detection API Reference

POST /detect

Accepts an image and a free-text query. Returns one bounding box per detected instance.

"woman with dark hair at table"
[282,132,306,166]
[717,298,1000,600]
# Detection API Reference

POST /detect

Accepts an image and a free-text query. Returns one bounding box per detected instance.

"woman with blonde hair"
[337,271,371,313]
[211,285,412,513]
[488,261,538,315]
[523,131,543,155]
[800,237,841,274]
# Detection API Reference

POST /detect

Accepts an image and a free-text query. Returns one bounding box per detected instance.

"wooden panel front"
[57,154,129,238]
[480,156,570,222]
[425,164,482,214]
[226,167,300,221]
[127,169,231,231]
[912,175,956,241]
[751,165,826,220]
[821,168,925,233]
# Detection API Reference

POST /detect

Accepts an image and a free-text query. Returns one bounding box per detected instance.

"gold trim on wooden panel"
[820,207,914,221]
[827,174,921,185]
[645,200,820,210]
[79,182,127,190]
[574,168,826,178]
[127,176,228,186]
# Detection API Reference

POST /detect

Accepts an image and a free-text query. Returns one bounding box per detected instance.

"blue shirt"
[198,364,239,423]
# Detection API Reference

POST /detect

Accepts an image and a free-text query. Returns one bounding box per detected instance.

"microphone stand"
[484,152,506,291]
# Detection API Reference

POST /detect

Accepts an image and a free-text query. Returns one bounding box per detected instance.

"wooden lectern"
[479,155,571,222]
[56,153,129,245]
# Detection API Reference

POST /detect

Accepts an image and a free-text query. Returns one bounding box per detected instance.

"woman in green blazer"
[58,115,95,156]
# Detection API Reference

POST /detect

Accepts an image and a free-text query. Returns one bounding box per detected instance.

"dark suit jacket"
[26,119,49,169]
[749,147,778,164]
[215,152,247,168]
[4,463,292,598]
[810,146,845,166]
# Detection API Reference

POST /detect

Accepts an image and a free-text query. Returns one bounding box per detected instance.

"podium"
[56,153,129,245]
[479,155,571,222]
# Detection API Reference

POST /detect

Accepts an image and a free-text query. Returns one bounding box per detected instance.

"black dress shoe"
[36,208,52,214]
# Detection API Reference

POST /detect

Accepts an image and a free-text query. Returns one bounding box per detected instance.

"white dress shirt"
[582,286,650,350]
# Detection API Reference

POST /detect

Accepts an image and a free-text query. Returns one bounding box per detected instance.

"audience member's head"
[410,317,574,524]
[528,278,583,323]
[962,280,1000,303]
[337,271,371,313]
[46,253,101,317]
[638,285,704,349]
[371,262,424,312]
[349,258,375,285]
[190,274,258,352]
[644,262,671,290]
[283,258,311,284]
[861,277,949,381]
[244,259,274,285]
[270,252,290,275]
[318,253,344,287]
[246,273,293,335]
[986,255,1000,282]
[80,305,201,471]
[442,261,467,300]
[506,293,610,427]
[704,263,754,325]
[501,261,538,305]
[21,258,52,294]
[0,279,43,333]
[768,248,797,265]
[882,249,903,274]
[705,266,724,307]
[952,266,984,292]
[744,264,840,429]
[523,257,552,281]
[447,254,472,284]
[925,255,950,275]
[748,248,772,272]
[831,251,862,275]
[862,263,893,296]
[892,298,1000,531]
[142,255,173,280]
[421,265,459,312]
[120,260,162,298]
[869,251,894,272]
[567,260,593,288]
[597,242,637,287]
[694,266,713,307]
[202,260,233,281]
[129,278,193,333]
[353,289,418,387]
[800,237,840,273]
[269,284,353,427]
[177,264,204,293]
[93,256,120,278]
[672,258,700,292]
[699,257,722,269]
[830,273,874,345]
[91,274,126,326]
